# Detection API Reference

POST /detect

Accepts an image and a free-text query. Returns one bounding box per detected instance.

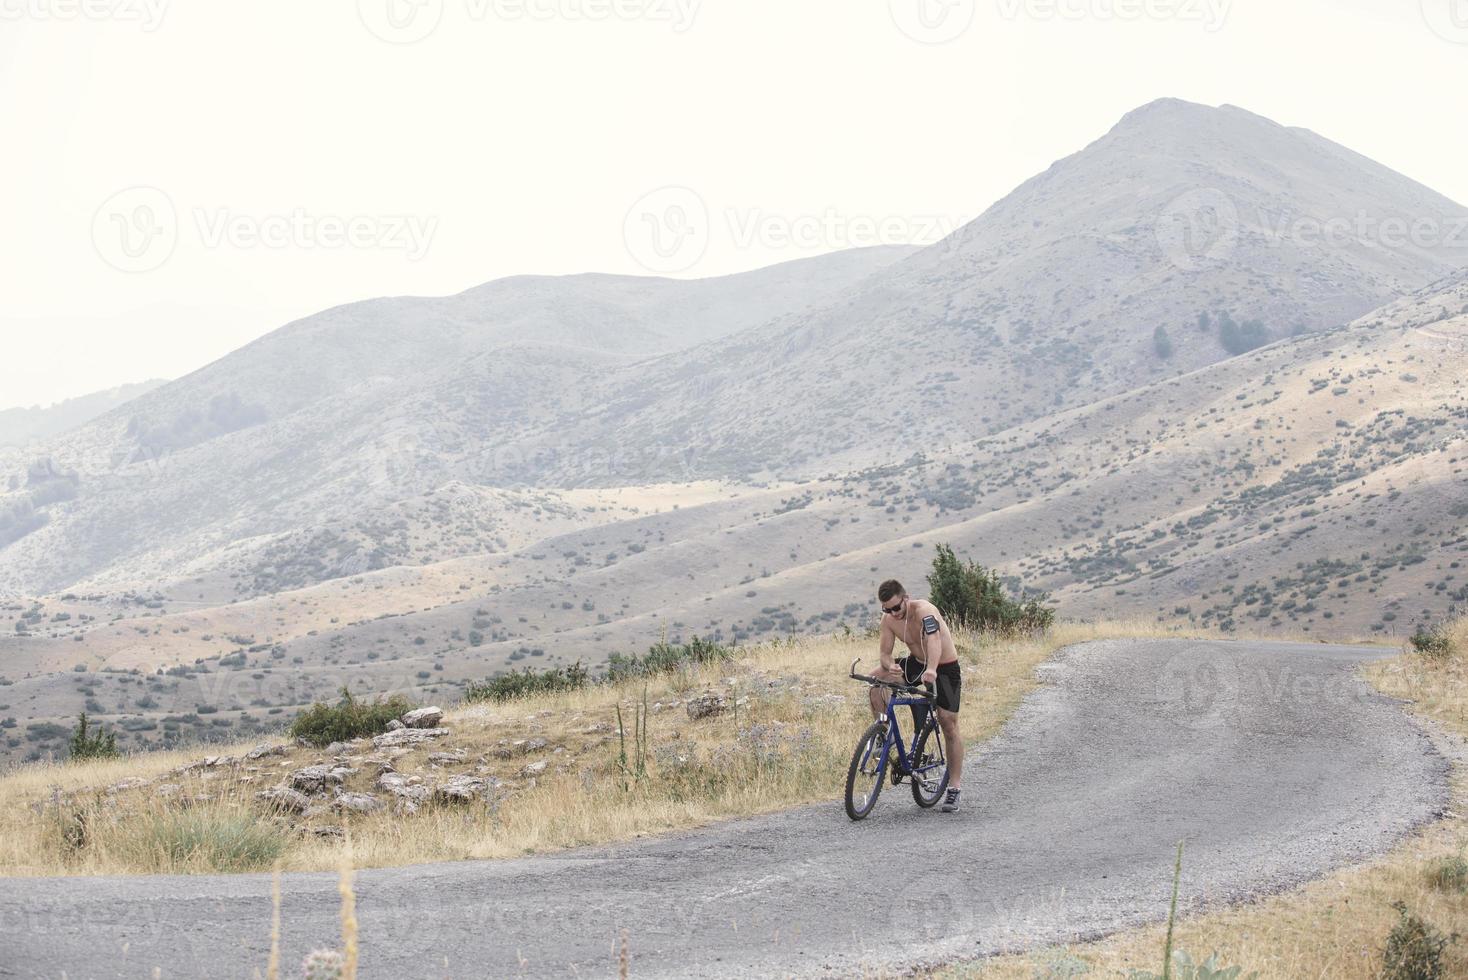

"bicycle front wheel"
[845,722,888,821]
[910,717,949,808]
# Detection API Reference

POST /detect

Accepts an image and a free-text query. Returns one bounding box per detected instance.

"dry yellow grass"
[929,616,1468,980]
[2,619,1198,877]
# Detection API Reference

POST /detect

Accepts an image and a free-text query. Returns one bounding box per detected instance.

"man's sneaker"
[940,788,961,812]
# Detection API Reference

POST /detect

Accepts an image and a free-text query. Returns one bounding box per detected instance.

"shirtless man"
[869,578,964,812]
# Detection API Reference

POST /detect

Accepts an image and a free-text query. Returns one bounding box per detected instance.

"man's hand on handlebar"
[872,663,905,684]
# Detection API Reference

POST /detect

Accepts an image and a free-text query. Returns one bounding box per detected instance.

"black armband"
[922,615,939,636]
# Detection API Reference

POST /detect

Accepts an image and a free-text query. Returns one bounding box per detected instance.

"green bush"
[130,810,289,872]
[1153,325,1174,360]
[1382,902,1456,980]
[465,661,590,702]
[926,544,1054,633]
[604,637,731,683]
[68,711,119,762]
[1410,624,1457,662]
[464,638,734,702]
[1216,312,1270,355]
[1425,855,1468,894]
[288,687,415,746]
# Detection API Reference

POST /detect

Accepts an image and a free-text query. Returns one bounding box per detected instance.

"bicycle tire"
[910,717,950,808]
[844,722,888,820]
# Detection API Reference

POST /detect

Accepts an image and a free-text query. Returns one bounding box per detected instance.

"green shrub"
[926,544,1054,633]
[604,637,731,683]
[288,687,414,746]
[1410,623,1457,662]
[1382,902,1456,980]
[1425,855,1468,894]
[68,711,119,761]
[1153,325,1174,360]
[1216,313,1270,355]
[464,661,590,702]
[129,810,289,872]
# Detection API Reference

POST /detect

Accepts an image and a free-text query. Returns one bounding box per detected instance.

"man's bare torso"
[882,598,958,665]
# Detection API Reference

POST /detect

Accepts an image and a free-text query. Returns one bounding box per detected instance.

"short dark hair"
[877,579,905,603]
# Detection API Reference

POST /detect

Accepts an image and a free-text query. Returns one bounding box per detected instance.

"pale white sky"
[1,0,1464,410]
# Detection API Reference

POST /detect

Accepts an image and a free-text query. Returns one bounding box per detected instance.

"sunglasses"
[881,597,906,615]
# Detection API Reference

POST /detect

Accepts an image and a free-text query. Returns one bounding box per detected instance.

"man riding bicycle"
[868,579,964,812]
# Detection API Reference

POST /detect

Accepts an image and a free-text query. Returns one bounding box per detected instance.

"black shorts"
[897,657,961,714]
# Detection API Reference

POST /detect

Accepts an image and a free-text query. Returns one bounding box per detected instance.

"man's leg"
[868,683,890,721]
[937,707,962,789]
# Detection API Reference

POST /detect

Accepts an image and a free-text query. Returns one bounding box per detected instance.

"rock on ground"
[402,706,444,729]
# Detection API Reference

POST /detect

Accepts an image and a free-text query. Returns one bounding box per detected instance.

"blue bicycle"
[845,658,949,820]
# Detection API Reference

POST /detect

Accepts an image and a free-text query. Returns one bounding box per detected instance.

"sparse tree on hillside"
[68,711,119,761]
[1218,314,1271,355]
[1153,325,1174,360]
[925,544,1053,634]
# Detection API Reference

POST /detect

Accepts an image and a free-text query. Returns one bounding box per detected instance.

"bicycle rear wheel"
[910,717,949,808]
[844,722,888,820]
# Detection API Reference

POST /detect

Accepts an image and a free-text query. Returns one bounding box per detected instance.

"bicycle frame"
[866,693,938,779]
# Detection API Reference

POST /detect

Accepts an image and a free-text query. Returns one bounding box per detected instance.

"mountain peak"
[1108,97,1289,140]
[1111,97,1216,128]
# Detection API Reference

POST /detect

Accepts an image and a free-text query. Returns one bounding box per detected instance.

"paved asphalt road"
[0,639,1449,979]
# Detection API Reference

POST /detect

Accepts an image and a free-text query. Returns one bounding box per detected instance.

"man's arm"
[878,620,896,673]
[917,603,942,684]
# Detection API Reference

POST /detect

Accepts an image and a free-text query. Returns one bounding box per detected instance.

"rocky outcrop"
[377,771,431,813]
[434,774,497,804]
[401,706,444,729]
[290,764,355,794]
[332,792,383,815]
[371,727,450,749]
[257,786,312,814]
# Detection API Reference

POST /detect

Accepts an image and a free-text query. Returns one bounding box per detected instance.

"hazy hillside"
[0,381,166,448]
[494,99,1467,483]
[0,247,912,596]
[5,101,1463,606]
[3,271,1463,763]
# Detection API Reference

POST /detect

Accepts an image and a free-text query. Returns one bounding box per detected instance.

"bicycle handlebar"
[848,658,937,700]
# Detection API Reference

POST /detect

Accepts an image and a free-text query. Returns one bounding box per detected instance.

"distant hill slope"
[2,100,1465,605]
[0,381,166,448]
[494,99,1467,483]
[0,247,913,595]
